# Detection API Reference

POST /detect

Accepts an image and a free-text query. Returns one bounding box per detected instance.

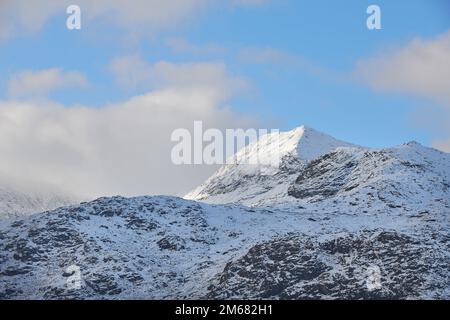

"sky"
[0,0,449,198]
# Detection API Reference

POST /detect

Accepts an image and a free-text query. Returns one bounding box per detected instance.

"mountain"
[185,125,356,206]
[185,126,450,216]
[1,125,449,299]
[287,141,450,214]
[0,179,79,219]
[1,195,448,299]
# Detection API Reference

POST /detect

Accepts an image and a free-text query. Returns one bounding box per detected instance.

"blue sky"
[1,0,449,147]
[0,0,449,197]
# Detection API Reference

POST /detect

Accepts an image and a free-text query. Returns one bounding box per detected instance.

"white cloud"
[109,55,154,90]
[0,61,258,199]
[0,0,209,41]
[238,46,338,82]
[354,30,450,153]
[109,55,249,99]
[0,0,61,40]
[354,30,450,105]
[150,61,250,98]
[0,0,268,41]
[7,68,88,99]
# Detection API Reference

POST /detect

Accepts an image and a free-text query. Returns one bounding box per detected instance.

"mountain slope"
[186,126,450,216]
[0,195,448,299]
[1,126,449,299]
[207,230,449,299]
[185,125,356,206]
[287,142,450,214]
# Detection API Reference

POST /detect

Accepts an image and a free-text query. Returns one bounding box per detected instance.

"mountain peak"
[232,125,356,164]
[289,124,322,137]
[405,140,421,146]
[289,125,357,162]
[184,125,357,205]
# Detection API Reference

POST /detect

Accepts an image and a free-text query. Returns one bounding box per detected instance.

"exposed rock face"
[184,126,355,207]
[185,126,449,219]
[287,143,450,214]
[0,195,448,299]
[0,196,220,299]
[288,149,362,200]
[207,231,450,299]
[1,126,449,300]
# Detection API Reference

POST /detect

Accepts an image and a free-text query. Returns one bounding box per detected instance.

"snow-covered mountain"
[1,125,449,299]
[185,126,450,217]
[0,179,79,219]
[185,125,356,206]
[1,195,448,299]
[287,141,450,214]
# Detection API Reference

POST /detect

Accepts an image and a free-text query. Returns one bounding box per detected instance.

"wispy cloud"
[149,61,250,98]
[0,0,209,41]
[0,0,269,42]
[354,30,450,105]
[108,55,154,90]
[109,54,249,98]
[8,68,88,99]
[238,46,342,83]
[354,30,450,153]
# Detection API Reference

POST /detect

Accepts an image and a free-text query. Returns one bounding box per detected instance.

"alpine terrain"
[0,125,449,299]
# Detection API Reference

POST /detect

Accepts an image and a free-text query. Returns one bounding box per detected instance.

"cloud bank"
[0,61,258,199]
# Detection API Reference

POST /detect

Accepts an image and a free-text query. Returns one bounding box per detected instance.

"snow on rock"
[185,125,450,218]
[1,125,449,300]
[207,231,449,299]
[0,195,448,299]
[185,125,356,206]
[287,142,450,215]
